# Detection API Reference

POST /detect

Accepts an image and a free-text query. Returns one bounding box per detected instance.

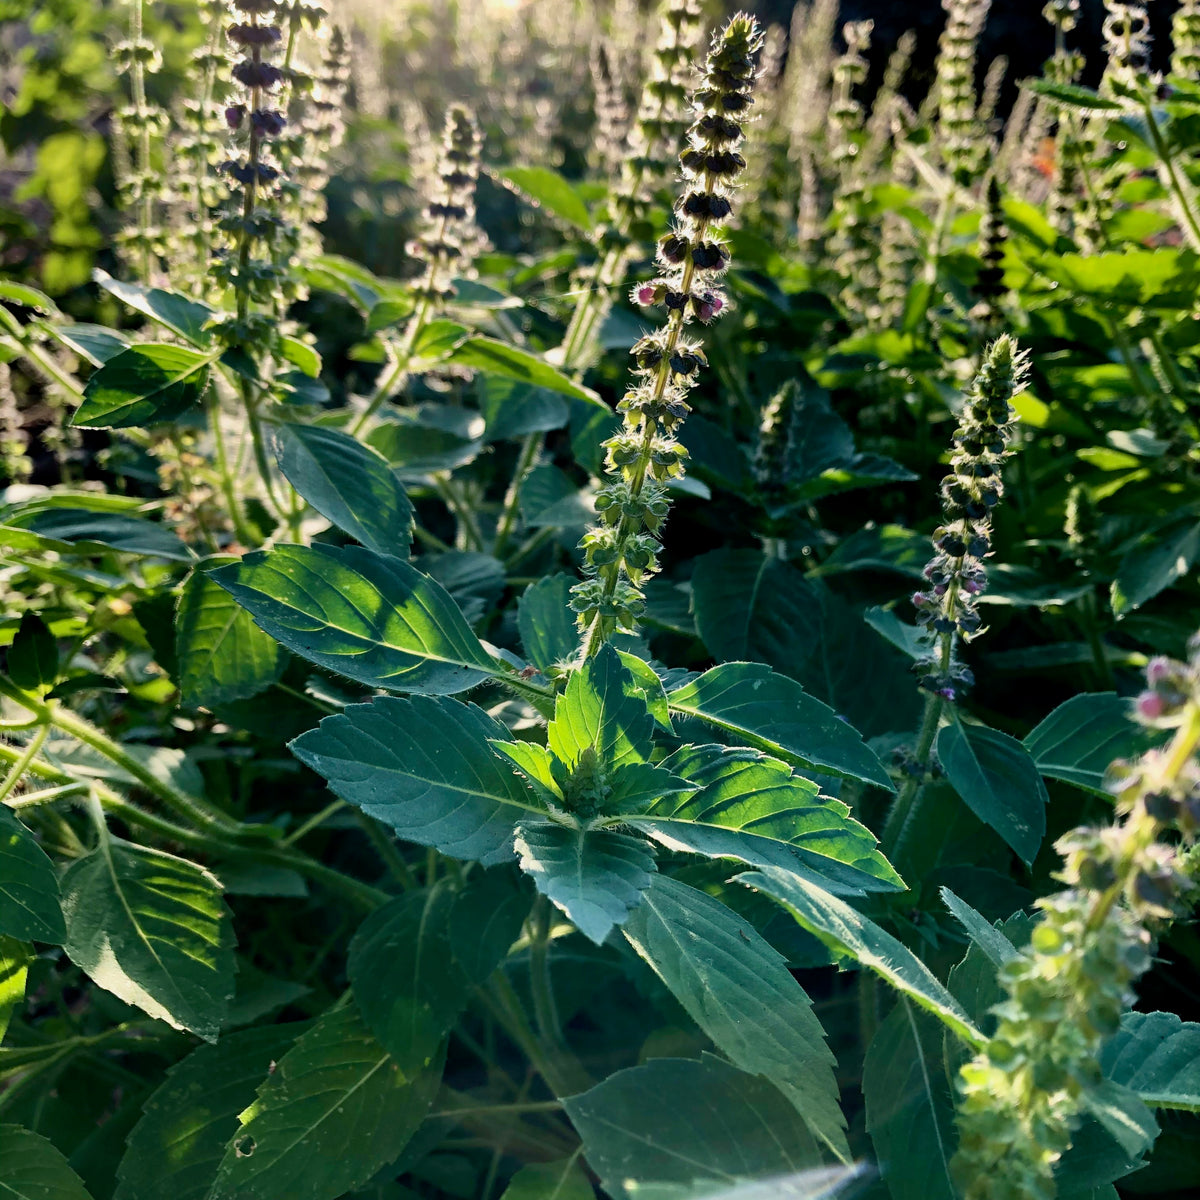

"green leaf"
[0,936,32,1043]
[410,318,469,363]
[290,695,541,866]
[666,662,894,791]
[0,281,59,313]
[48,322,131,367]
[936,717,1048,865]
[209,1005,440,1200]
[445,337,604,406]
[513,818,655,944]
[9,508,190,562]
[367,406,483,477]
[113,1024,302,1200]
[447,867,531,983]
[271,423,414,558]
[73,344,212,429]
[498,166,593,232]
[7,611,58,691]
[1023,693,1160,795]
[176,568,285,710]
[95,269,216,346]
[0,1124,96,1199]
[480,378,570,441]
[348,885,472,1073]
[500,1157,592,1200]
[1100,1012,1200,1111]
[210,544,497,695]
[737,865,983,1046]
[548,643,654,770]
[1080,1081,1159,1159]
[633,745,901,895]
[279,335,321,376]
[862,999,959,1200]
[563,1055,823,1200]
[623,875,847,1158]
[691,553,921,738]
[0,806,66,943]
[518,575,579,671]
[1110,520,1200,615]
[691,550,822,672]
[939,887,1019,970]
[1022,79,1126,114]
[61,838,235,1040]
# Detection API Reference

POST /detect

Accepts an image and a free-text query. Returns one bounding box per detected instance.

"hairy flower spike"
[936,0,992,186]
[912,336,1028,699]
[406,105,485,309]
[572,13,762,651]
[209,0,291,341]
[828,21,876,324]
[558,0,703,372]
[953,640,1200,1200]
[971,177,1008,335]
[1173,1,1200,78]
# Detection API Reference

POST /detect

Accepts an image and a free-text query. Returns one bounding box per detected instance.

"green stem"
[206,389,256,544]
[281,799,347,846]
[1143,100,1200,253]
[493,432,541,559]
[0,721,49,804]
[882,629,953,860]
[4,782,90,811]
[528,895,566,1059]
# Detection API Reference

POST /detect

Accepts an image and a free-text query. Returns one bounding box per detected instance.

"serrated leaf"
[73,344,212,429]
[623,875,847,1158]
[1110,520,1200,615]
[0,936,31,1042]
[514,818,655,944]
[548,643,654,770]
[61,838,235,1039]
[631,745,902,895]
[348,885,472,1073]
[936,717,1048,865]
[862,999,958,1200]
[210,544,497,694]
[1023,693,1161,795]
[518,575,579,671]
[666,663,894,791]
[0,805,65,943]
[1100,1011,1200,1111]
[0,1124,96,1199]
[498,166,593,232]
[738,865,983,1046]
[939,888,1019,969]
[7,611,58,691]
[271,424,414,558]
[95,269,216,346]
[445,337,604,406]
[563,1055,823,1199]
[290,695,541,865]
[176,569,284,710]
[209,1005,440,1200]
[113,1024,302,1200]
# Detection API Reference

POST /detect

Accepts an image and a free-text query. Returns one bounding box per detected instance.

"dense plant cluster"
[2,2,1200,1200]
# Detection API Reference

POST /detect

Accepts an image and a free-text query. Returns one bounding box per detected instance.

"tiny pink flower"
[1136,691,1166,720]
[634,284,658,306]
